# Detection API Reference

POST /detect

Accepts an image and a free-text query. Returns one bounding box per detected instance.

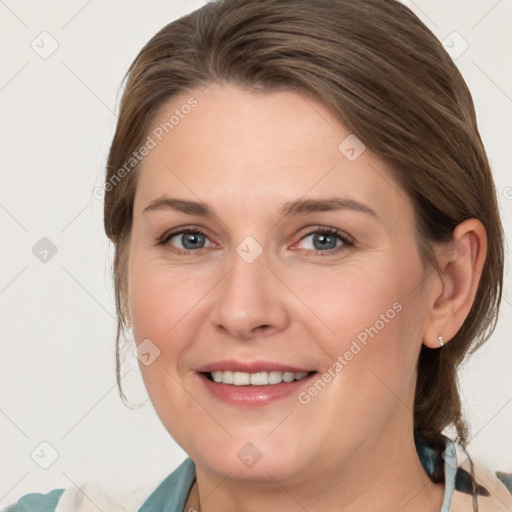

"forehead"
[133,83,411,224]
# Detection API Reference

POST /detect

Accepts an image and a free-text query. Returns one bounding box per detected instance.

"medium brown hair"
[103,0,504,448]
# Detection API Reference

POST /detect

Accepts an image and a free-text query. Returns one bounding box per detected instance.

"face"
[126,83,434,484]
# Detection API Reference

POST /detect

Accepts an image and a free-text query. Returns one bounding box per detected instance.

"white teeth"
[209,370,310,385]
[282,371,295,383]
[268,371,283,384]
[233,372,250,385]
[222,370,234,384]
[250,372,268,385]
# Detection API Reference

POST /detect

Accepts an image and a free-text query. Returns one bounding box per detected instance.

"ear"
[422,218,487,349]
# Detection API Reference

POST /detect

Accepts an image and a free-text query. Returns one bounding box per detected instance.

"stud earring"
[438,336,444,347]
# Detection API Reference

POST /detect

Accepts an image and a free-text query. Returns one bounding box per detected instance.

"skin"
[126,82,487,512]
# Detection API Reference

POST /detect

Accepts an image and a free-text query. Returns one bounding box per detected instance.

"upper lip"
[196,360,315,374]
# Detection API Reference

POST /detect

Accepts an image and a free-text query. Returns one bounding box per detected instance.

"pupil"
[183,232,205,249]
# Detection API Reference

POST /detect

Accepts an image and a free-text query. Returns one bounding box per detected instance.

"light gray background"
[1,0,511,510]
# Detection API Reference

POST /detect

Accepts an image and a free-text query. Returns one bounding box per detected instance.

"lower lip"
[198,372,317,406]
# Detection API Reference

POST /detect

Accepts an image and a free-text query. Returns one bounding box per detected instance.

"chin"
[186,431,313,483]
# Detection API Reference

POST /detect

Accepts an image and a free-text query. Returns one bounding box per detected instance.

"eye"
[157,228,215,253]
[156,226,354,256]
[295,227,354,255]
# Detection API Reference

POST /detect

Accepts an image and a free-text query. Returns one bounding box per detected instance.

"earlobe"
[422,218,487,349]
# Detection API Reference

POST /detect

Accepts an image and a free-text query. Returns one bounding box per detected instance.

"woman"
[5,0,511,510]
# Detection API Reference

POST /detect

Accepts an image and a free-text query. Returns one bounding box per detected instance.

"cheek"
[128,256,207,344]
[301,250,426,395]
[126,262,197,415]
[126,255,221,392]
[304,263,415,352]
[296,268,423,439]
[128,273,170,349]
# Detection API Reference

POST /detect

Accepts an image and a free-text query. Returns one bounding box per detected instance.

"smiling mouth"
[203,370,317,386]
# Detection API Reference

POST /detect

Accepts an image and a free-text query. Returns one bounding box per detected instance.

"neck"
[186,427,444,512]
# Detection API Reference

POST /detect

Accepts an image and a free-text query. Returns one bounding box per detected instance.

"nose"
[210,246,290,341]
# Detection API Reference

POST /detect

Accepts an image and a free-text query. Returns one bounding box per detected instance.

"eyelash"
[156,226,355,256]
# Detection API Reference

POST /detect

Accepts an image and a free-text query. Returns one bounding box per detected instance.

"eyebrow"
[143,196,378,219]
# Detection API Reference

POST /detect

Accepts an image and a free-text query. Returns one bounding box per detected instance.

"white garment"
[55,481,129,512]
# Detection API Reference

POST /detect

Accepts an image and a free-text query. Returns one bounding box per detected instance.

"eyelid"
[297,225,354,244]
